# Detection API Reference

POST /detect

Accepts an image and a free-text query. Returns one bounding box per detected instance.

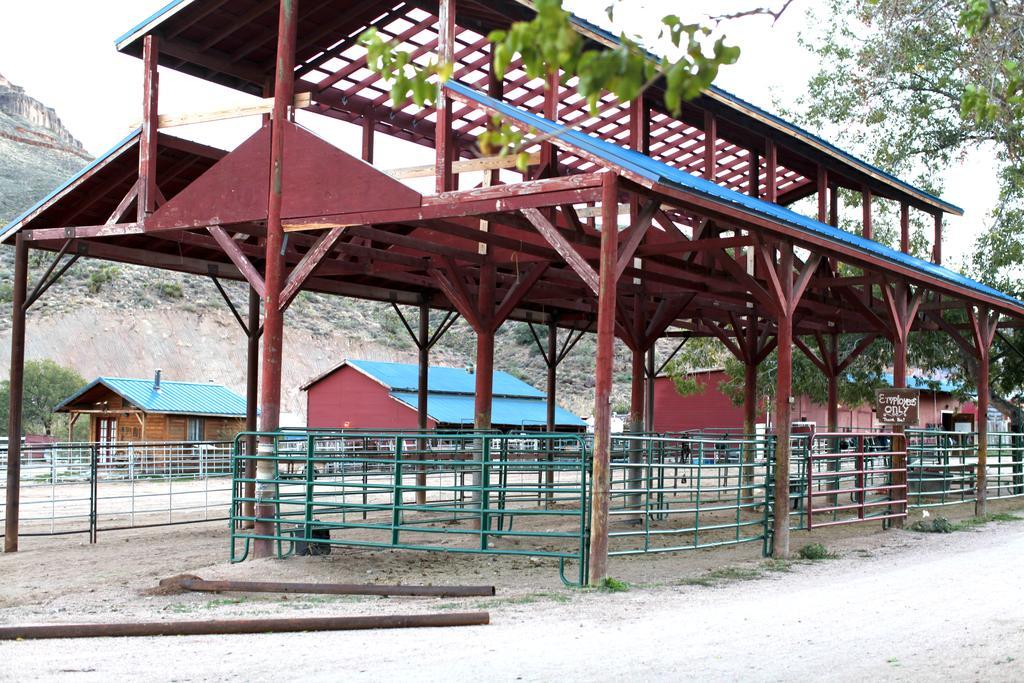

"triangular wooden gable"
[147,121,421,230]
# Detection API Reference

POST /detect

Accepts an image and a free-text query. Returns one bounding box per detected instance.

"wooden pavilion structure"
[4,0,1024,582]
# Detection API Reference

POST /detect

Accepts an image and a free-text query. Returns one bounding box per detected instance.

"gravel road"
[3,519,1024,681]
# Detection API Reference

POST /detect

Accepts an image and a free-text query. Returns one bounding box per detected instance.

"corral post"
[891,334,908,528]
[545,318,557,434]
[138,34,159,221]
[243,287,260,528]
[644,346,655,432]
[976,341,990,517]
[968,306,998,517]
[588,172,619,584]
[417,299,430,505]
[3,233,28,553]
[771,243,795,559]
[471,266,495,526]
[254,0,298,559]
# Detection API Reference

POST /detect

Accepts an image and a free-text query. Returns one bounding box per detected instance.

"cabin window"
[187,418,205,442]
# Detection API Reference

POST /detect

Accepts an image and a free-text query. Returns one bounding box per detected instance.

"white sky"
[0,0,998,269]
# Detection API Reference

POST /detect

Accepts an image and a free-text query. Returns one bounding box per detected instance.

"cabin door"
[97,417,117,463]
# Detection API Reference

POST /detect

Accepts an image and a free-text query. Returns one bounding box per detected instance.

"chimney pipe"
[154,369,162,391]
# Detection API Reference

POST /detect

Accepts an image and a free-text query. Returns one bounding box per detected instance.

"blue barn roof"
[56,376,247,417]
[304,359,586,429]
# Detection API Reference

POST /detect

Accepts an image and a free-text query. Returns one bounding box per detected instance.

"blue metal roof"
[446,80,1024,314]
[880,372,963,395]
[1,129,140,244]
[390,392,586,428]
[56,377,247,417]
[348,359,544,398]
[115,0,194,50]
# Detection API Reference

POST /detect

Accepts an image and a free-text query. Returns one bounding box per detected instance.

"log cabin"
[55,370,246,444]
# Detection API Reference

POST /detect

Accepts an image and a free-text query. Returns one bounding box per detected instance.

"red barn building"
[653,369,976,433]
[303,359,586,432]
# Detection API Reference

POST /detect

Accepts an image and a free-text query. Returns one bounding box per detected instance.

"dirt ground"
[2,498,1024,681]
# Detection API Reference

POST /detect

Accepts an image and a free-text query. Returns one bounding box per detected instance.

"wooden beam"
[208,225,265,298]
[146,92,313,129]
[614,198,659,282]
[279,227,346,311]
[385,153,540,180]
[521,207,599,295]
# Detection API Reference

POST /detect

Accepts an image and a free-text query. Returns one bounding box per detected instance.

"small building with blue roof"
[55,370,246,444]
[302,359,586,432]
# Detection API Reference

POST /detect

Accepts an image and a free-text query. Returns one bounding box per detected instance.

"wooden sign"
[875,388,920,426]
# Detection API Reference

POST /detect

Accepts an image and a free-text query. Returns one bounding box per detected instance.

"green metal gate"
[230,431,591,585]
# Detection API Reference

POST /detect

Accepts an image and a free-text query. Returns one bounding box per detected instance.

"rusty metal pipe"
[0,612,489,640]
[160,576,495,598]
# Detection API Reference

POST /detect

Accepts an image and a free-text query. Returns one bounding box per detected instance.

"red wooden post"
[748,152,760,198]
[816,166,827,223]
[644,346,656,431]
[826,333,839,432]
[434,0,456,192]
[772,243,794,559]
[417,300,430,505]
[968,306,998,516]
[361,117,375,164]
[4,233,28,553]
[546,318,557,433]
[900,201,910,253]
[254,0,299,559]
[474,266,495,431]
[243,286,260,528]
[892,331,908,528]
[138,34,160,220]
[933,213,943,264]
[588,172,619,584]
[861,187,873,240]
[765,140,777,203]
[538,70,560,176]
[704,112,717,181]
[829,185,839,227]
[976,338,990,516]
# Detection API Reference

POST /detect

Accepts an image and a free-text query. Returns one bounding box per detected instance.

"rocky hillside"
[0,75,642,420]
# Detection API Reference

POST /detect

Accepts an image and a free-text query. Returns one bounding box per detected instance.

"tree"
[789,0,1024,426]
[0,360,85,437]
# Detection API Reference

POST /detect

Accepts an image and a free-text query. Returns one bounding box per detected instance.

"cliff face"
[0,73,88,154]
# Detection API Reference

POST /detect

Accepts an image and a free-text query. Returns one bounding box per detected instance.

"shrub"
[87,265,120,294]
[157,282,183,299]
[910,516,956,533]
[798,543,833,560]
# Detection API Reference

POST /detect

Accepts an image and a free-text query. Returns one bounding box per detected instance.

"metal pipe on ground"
[158,575,495,598]
[0,612,490,640]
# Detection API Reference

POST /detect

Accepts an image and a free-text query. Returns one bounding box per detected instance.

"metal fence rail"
[605,433,775,556]
[906,430,977,507]
[803,432,906,528]
[231,431,591,586]
[985,432,1024,500]
[0,441,233,540]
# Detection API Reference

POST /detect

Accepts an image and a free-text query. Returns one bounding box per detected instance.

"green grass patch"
[597,577,630,592]
[910,513,1022,534]
[678,564,773,587]
[474,592,573,609]
[797,543,835,560]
